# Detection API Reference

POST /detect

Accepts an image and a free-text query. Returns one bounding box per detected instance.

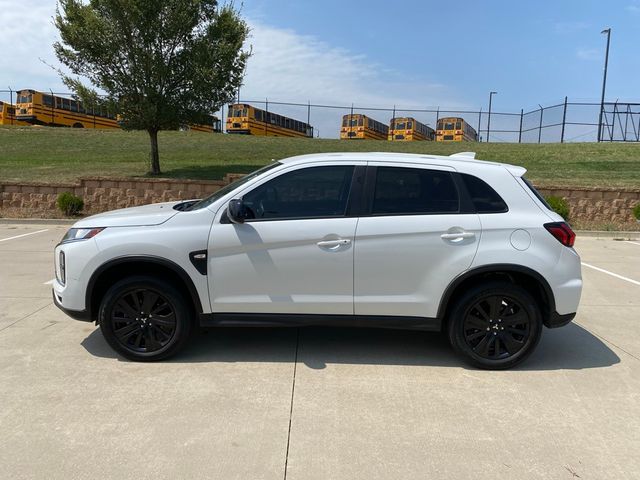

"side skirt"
[199,313,441,331]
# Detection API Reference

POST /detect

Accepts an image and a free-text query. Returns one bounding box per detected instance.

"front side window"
[187,162,282,211]
[372,167,459,215]
[243,166,354,220]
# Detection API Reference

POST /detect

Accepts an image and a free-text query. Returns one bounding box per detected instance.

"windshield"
[186,162,282,211]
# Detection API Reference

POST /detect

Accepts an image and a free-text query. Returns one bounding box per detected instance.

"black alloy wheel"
[448,282,542,369]
[463,295,530,360]
[99,276,193,361]
[110,288,177,353]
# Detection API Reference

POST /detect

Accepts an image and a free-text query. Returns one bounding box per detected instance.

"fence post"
[477,108,482,142]
[9,87,13,125]
[391,105,396,141]
[307,100,310,130]
[349,103,354,140]
[221,103,225,134]
[50,89,55,125]
[560,96,568,143]
[435,107,440,132]
[537,105,543,143]
[265,98,268,136]
[518,109,523,143]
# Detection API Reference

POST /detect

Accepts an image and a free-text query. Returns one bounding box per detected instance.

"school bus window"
[456,121,461,129]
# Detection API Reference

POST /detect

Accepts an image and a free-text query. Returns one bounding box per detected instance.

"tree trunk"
[148,129,161,175]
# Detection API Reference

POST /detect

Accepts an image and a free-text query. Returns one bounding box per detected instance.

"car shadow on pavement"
[81,322,620,371]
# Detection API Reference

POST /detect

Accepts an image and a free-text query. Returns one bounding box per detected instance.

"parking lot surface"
[1,223,639,480]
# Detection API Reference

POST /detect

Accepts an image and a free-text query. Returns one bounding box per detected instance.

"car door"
[208,162,364,315]
[354,163,481,319]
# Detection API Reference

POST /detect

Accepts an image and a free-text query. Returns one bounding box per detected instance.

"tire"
[98,276,194,361]
[447,282,542,370]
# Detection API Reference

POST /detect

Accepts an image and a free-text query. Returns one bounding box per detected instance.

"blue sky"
[243,0,640,111]
[0,0,638,138]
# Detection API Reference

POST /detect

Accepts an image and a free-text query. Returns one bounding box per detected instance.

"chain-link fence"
[2,87,638,143]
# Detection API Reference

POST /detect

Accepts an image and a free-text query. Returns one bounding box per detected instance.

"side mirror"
[226,198,246,224]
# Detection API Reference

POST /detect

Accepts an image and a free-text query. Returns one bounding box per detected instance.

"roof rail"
[449,152,476,159]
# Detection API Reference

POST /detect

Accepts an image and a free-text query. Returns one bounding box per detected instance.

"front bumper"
[52,289,92,322]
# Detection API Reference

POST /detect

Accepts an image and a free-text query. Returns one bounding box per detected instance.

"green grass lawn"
[1,125,639,187]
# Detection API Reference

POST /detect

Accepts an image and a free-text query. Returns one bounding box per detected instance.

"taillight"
[544,222,576,247]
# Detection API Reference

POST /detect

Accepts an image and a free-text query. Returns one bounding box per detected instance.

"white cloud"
[576,48,601,61]
[554,21,589,34]
[0,2,465,137]
[239,20,466,136]
[626,1,640,13]
[0,0,67,93]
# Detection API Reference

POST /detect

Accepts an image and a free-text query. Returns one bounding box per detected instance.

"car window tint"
[243,166,354,220]
[372,167,459,215]
[460,174,508,213]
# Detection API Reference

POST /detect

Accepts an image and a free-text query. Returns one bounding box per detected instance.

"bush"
[57,192,84,216]
[633,203,640,221]
[545,195,570,220]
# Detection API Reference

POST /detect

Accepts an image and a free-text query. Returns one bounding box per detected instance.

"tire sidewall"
[99,276,192,361]
[448,282,542,370]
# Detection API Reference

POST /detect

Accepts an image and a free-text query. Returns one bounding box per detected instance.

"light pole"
[597,28,611,142]
[487,91,497,143]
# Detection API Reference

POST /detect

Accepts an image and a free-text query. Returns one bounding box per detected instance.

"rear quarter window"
[460,174,508,213]
[521,177,552,210]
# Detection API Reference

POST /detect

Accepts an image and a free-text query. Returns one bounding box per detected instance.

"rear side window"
[522,177,552,210]
[372,167,459,215]
[460,174,508,213]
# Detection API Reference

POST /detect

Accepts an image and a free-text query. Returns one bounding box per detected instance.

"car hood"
[73,201,183,228]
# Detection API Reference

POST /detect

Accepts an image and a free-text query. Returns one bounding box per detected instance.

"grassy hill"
[1,125,639,188]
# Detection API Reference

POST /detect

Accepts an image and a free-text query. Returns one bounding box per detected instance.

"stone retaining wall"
[0,176,233,216]
[537,186,639,225]
[1,176,639,225]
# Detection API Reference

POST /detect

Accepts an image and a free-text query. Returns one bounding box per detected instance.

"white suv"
[53,152,582,369]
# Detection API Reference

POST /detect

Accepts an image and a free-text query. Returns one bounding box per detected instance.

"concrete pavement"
[0,224,638,479]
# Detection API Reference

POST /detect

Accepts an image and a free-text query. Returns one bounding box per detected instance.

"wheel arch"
[86,256,203,322]
[437,264,556,324]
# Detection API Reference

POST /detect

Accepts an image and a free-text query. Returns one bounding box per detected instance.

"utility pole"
[597,28,611,142]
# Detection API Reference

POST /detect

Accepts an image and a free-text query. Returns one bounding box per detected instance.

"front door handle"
[317,239,351,249]
[441,232,475,240]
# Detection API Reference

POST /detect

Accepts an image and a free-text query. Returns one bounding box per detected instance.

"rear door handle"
[441,232,475,240]
[317,239,351,248]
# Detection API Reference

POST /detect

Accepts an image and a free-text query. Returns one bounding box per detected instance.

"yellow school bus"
[187,115,222,133]
[436,117,478,142]
[15,89,119,129]
[340,114,388,140]
[0,101,30,126]
[388,117,435,141]
[226,103,313,137]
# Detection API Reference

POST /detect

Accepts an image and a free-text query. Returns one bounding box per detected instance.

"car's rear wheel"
[99,276,193,361]
[448,282,542,369]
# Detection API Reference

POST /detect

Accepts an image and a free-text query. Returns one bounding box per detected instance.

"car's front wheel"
[448,282,542,369]
[98,276,193,361]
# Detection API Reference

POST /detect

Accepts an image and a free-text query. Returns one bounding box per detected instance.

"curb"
[576,230,640,239]
[0,218,74,225]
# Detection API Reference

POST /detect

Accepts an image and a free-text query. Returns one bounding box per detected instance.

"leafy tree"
[54,0,249,175]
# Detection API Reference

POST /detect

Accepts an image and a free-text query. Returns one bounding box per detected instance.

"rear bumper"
[52,289,92,322]
[544,311,576,329]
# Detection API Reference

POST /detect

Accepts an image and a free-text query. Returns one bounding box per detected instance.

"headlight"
[61,227,105,243]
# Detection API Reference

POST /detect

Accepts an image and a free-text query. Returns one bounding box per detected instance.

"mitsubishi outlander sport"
[53,152,582,369]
